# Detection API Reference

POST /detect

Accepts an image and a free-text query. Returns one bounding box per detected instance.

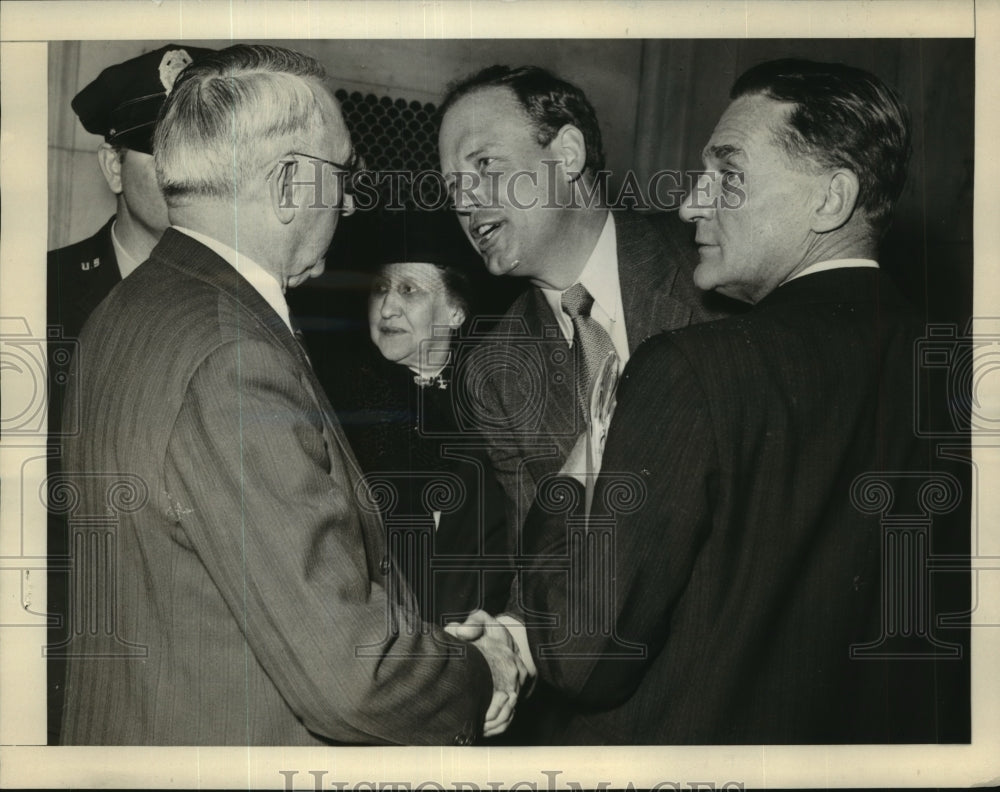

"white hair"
[154,44,332,203]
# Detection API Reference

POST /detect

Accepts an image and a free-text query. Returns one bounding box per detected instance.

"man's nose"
[450,172,486,214]
[679,172,716,223]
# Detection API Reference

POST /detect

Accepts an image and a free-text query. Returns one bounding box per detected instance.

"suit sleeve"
[520,334,718,709]
[163,338,493,744]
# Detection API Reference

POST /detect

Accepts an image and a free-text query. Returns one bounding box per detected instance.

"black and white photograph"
[0,0,997,788]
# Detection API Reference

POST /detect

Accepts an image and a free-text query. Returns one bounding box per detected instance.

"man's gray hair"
[154,44,330,203]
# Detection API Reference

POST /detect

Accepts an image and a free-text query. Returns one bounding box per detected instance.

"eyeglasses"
[269,149,368,197]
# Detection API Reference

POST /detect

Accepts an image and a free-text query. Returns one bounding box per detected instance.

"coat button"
[453,732,472,746]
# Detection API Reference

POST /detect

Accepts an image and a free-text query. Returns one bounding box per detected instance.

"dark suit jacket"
[46,216,122,743]
[473,211,732,539]
[59,229,492,746]
[330,344,512,625]
[520,268,969,743]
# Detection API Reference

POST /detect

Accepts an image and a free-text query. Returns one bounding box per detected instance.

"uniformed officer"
[47,44,214,343]
[45,43,212,745]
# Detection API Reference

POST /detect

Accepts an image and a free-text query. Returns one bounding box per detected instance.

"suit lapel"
[525,288,581,441]
[297,350,389,573]
[616,212,694,352]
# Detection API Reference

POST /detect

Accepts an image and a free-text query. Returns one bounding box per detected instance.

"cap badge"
[158,49,193,95]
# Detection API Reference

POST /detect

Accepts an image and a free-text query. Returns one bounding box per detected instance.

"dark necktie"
[291,325,312,367]
[561,282,616,421]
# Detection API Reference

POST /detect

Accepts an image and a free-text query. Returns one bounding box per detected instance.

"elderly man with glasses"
[58,43,526,747]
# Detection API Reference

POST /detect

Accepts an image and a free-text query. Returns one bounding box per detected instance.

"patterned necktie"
[561,282,616,421]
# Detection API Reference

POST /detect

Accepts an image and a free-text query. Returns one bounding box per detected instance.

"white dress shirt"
[540,212,630,370]
[173,226,293,332]
[783,257,879,284]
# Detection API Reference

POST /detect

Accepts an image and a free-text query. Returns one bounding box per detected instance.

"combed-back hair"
[439,65,606,178]
[731,58,911,234]
[154,44,329,203]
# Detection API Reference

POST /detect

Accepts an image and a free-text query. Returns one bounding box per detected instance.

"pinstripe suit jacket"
[473,211,732,541]
[59,229,492,745]
[520,268,969,743]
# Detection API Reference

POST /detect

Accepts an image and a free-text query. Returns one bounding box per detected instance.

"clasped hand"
[445,609,531,737]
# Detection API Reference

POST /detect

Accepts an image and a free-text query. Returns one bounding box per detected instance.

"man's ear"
[550,124,588,182]
[449,303,467,328]
[813,169,860,233]
[97,143,124,194]
[268,159,297,225]
[341,192,356,217]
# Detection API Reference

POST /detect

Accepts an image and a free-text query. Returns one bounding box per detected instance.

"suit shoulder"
[475,288,546,340]
[618,331,712,410]
[628,329,692,368]
[632,208,689,237]
[617,209,692,257]
[504,286,539,318]
[48,233,101,267]
[86,266,280,404]
[633,312,752,368]
[92,259,221,347]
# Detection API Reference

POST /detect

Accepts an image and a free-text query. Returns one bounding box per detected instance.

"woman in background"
[338,210,511,627]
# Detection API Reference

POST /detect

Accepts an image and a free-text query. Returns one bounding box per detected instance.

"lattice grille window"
[335,88,442,210]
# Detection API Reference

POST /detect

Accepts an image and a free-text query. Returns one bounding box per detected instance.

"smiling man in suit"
[437,64,732,743]
[59,43,527,746]
[463,58,968,744]
[437,65,730,543]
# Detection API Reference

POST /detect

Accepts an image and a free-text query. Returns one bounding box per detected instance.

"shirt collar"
[109,220,142,279]
[783,258,879,285]
[577,212,620,322]
[172,226,293,332]
[541,211,619,320]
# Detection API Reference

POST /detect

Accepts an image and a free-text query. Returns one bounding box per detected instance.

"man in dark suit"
[45,43,212,744]
[437,66,733,743]
[437,65,730,541]
[453,59,969,743]
[59,44,526,746]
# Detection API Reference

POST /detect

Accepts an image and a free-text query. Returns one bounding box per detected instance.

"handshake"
[445,610,535,738]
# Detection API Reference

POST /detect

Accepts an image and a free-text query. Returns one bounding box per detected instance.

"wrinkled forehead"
[376,260,449,288]
[705,94,796,161]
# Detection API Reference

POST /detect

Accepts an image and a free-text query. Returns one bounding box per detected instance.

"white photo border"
[1,0,997,788]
